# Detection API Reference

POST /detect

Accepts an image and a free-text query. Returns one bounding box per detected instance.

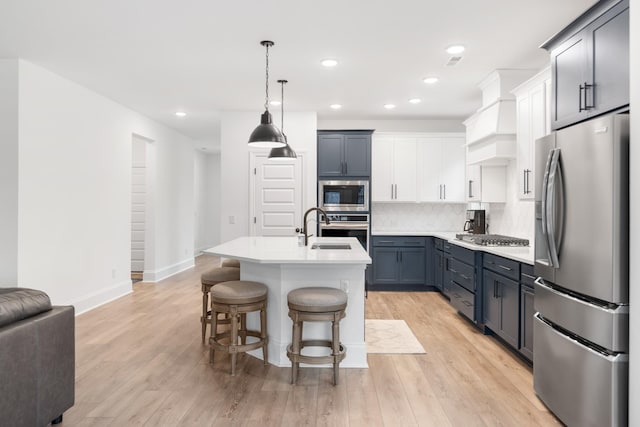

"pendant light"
[269,79,297,160]
[248,41,286,148]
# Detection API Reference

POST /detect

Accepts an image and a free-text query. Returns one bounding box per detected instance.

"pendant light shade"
[269,79,297,160]
[249,41,286,148]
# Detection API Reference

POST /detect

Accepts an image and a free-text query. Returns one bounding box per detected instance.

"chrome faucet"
[297,207,330,246]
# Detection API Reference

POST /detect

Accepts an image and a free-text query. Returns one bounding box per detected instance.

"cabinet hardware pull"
[523,169,527,194]
[394,184,398,200]
[391,184,394,199]
[443,184,446,200]
[462,301,472,307]
[460,274,469,280]
[449,268,458,274]
[498,265,512,271]
[579,82,595,112]
[379,240,393,244]
[468,180,473,198]
[578,84,583,112]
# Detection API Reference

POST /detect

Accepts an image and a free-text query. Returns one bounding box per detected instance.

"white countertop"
[204,236,372,264]
[371,230,534,265]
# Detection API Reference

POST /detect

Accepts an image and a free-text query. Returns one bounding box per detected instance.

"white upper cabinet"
[466,164,482,202]
[371,135,416,202]
[372,133,466,203]
[417,135,466,203]
[512,67,551,200]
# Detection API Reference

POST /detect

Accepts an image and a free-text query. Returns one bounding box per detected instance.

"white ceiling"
[0,0,596,151]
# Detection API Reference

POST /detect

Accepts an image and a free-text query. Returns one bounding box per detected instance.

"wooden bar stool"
[200,266,240,343]
[286,287,347,385]
[209,280,268,376]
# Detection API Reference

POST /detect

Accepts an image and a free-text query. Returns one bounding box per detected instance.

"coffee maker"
[463,210,486,234]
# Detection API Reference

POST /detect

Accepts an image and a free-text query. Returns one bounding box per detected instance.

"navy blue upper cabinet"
[317,131,372,177]
[543,0,629,130]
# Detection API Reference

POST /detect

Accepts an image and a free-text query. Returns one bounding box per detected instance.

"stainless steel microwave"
[318,180,369,212]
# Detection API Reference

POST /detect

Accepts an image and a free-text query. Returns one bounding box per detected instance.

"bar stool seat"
[221,258,241,268]
[287,287,347,385]
[209,281,268,376]
[200,266,240,343]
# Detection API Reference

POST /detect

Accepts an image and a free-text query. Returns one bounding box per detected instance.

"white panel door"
[131,147,145,273]
[251,154,302,236]
[371,136,395,202]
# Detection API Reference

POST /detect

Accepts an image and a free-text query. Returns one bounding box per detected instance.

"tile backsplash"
[371,160,535,240]
[371,203,468,232]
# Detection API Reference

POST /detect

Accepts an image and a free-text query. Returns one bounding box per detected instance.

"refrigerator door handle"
[546,148,561,268]
[540,149,554,266]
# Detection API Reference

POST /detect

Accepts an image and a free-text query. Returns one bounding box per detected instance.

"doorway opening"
[131,135,149,283]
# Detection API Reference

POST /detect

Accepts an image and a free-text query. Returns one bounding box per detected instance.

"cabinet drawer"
[450,244,475,265]
[449,281,475,322]
[483,253,519,281]
[372,236,426,247]
[448,258,475,292]
[521,263,536,287]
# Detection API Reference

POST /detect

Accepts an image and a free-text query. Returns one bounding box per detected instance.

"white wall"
[317,118,465,133]
[16,60,196,312]
[194,150,221,252]
[0,59,19,284]
[628,0,638,423]
[220,111,317,242]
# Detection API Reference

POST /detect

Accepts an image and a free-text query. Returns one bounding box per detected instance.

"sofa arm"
[0,305,75,427]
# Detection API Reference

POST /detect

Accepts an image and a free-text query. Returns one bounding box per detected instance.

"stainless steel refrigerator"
[533,112,629,427]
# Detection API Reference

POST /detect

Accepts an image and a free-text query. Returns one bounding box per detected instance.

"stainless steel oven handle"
[320,224,369,230]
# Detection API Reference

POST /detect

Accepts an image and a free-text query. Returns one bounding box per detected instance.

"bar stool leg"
[209,306,218,364]
[260,304,268,365]
[201,286,209,343]
[239,313,247,345]
[230,306,239,376]
[291,317,301,384]
[332,313,340,385]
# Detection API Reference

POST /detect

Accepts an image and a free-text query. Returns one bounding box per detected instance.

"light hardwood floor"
[64,254,560,426]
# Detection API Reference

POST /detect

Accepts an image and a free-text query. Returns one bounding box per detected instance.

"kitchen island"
[204,236,371,368]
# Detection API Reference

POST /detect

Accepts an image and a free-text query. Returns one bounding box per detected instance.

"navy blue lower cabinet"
[371,247,399,284]
[371,236,427,290]
[483,269,519,349]
[519,263,536,361]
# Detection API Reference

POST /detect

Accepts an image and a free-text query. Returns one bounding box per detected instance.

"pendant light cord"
[264,43,270,111]
[280,81,285,133]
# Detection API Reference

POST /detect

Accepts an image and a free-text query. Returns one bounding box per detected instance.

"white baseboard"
[73,280,133,316]
[143,257,195,282]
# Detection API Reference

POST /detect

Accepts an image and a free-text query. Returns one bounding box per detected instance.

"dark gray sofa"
[0,288,75,426]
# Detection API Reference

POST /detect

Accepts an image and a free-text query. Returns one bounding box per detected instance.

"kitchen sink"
[310,243,351,250]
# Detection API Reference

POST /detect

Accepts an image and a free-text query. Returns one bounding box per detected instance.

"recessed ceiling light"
[321,59,338,67]
[423,77,439,84]
[330,104,342,109]
[175,111,187,117]
[270,100,281,106]
[446,45,465,55]
[409,98,422,104]
[384,104,396,110]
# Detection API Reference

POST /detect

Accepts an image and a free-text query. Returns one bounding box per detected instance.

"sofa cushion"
[0,288,52,328]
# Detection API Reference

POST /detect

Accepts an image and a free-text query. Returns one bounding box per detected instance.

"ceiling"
[0,0,596,151]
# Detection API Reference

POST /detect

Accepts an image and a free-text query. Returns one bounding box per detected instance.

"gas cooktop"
[455,234,530,247]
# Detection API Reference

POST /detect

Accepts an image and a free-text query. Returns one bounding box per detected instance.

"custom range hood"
[464,69,536,165]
